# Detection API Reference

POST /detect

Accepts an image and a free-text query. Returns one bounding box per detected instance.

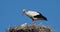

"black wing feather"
[34,14,47,21]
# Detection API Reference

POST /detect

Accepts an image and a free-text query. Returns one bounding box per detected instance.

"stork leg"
[32,20,35,25]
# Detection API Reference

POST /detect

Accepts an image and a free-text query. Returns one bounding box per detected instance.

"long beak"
[22,12,25,16]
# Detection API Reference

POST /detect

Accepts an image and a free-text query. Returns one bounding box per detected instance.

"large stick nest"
[7,23,53,32]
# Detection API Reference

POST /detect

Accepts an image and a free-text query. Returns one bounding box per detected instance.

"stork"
[22,9,47,24]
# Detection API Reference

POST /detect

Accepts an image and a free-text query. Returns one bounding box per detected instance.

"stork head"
[22,9,26,14]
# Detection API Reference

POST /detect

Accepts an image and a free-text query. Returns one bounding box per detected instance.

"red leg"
[32,20,35,24]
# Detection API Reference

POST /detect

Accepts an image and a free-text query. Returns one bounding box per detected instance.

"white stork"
[22,9,47,24]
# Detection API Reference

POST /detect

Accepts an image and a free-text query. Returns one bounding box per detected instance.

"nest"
[7,23,53,32]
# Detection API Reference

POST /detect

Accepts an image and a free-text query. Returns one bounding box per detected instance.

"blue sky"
[0,0,59,32]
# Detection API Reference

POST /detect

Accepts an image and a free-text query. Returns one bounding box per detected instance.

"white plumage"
[22,9,47,24]
[26,11,40,16]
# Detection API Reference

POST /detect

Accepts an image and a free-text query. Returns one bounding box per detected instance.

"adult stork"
[22,9,47,24]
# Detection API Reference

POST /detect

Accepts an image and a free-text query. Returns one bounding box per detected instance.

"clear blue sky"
[0,0,59,32]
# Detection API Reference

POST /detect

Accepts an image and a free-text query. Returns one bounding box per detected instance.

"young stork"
[22,9,47,24]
